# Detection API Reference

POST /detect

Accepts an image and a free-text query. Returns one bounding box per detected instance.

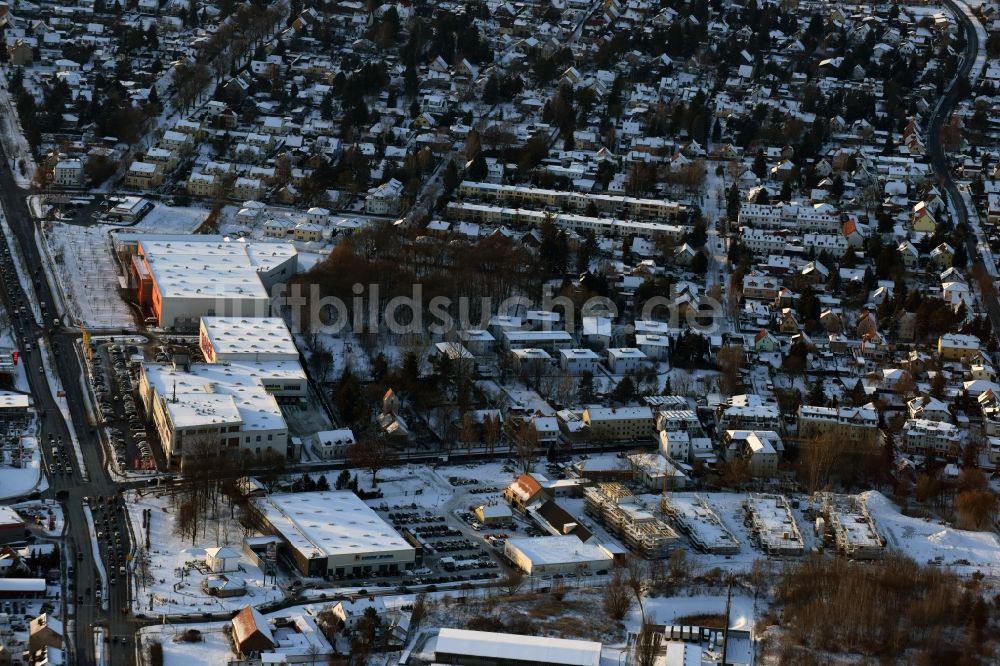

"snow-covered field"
[863,491,1000,574]
[45,224,133,329]
[369,463,472,511]
[127,490,286,616]
[636,592,756,630]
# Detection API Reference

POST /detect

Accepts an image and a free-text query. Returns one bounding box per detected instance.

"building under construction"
[816,493,886,560]
[582,482,680,559]
[743,493,804,556]
[661,494,740,555]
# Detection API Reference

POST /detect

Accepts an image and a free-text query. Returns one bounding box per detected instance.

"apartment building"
[937,333,981,361]
[456,181,685,219]
[796,405,879,445]
[445,202,686,241]
[126,161,163,189]
[582,406,654,441]
[901,418,961,456]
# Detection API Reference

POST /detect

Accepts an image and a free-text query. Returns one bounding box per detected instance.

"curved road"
[927,0,1000,329]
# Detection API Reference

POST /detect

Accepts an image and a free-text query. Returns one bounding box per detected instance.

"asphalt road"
[0,149,137,663]
[927,0,1000,331]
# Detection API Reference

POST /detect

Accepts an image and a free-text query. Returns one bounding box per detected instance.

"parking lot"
[90,341,157,473]
[378,505,502,588]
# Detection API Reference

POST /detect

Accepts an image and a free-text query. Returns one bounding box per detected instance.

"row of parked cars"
[96,345,155,469]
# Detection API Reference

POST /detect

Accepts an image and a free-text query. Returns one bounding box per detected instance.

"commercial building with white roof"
[138,360,301,464]
[125,235,297,330]
[503,536,613,575]
[199,317,300,363]
[257,491,415,577]
[434,628,602,666]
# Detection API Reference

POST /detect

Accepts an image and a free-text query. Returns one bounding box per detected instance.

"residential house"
[938,333,981,361]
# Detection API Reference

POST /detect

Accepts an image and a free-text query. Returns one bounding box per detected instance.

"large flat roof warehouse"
[135,237,297,301]
[505,536,611,567]
[260,491,412,561]
[200,317,299,362]
[434,628,602,666]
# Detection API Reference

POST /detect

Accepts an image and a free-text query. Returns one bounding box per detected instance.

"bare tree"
[411,593,428,631]
[513,420,539,473]
[348,436,398,486]
[717,345,745,396]
[633,622,662,666]
[625,556,648,622]
[460,412,479,454]
[498,568,525,595]
[667,549,690,581]
[602,572,633,621]
[956,489,999,529]
[482,414,501,456]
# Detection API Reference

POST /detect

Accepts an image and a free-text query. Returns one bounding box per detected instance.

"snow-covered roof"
[435,627,601,666]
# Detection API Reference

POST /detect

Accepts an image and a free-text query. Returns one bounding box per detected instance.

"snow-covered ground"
[140,623,236,666]
[863,491,1000,575]
[633,592,756,630]
[0,443,43,500]
[44,223,133,329]
[132,204,208,233]
[127,490,286,616]
[370,463,473,511]
[0,69,38,188]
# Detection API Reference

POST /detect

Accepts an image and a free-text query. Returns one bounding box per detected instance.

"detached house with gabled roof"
[753,329,779,353]
[898,240,919,269]
[231,606,275,658]
[912,200,936,232]
[504,473,548,510]
[929,242,954,269]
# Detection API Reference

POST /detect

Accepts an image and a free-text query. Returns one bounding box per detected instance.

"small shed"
[205,546,242,573]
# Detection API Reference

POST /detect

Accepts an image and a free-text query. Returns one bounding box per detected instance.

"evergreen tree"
[806,378,826,406]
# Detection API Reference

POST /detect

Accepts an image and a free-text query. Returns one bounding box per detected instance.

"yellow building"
[938,333,981,361]
[581,406,654,441]
[126,161,162,190]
